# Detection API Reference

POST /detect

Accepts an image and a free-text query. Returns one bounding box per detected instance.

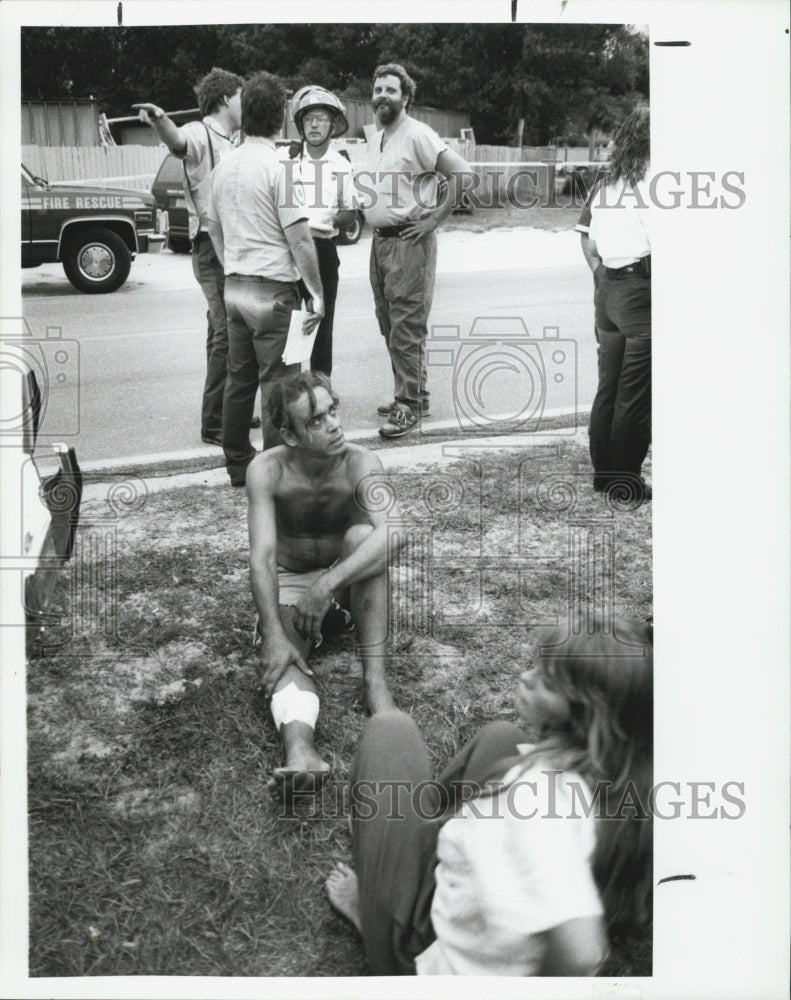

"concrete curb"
[81,407,591,503]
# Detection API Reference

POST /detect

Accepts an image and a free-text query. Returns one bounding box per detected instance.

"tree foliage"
[21,23,647,144]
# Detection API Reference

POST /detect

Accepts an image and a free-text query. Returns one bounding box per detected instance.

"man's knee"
[343,523,373,556]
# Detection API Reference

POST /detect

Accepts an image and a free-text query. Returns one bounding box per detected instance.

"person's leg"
[600,275,651,490]
[382,238,432,414]
[341,524,395,714]
[588,328,626,490]
[222,276,259,485]
[332,710,441,975]
[265,606,330,798]
[435,720,529,812]
[192,236,229,437]
[248,280,300,452]
[309,239,339,376]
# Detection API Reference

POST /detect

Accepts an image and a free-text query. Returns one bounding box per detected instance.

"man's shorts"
[252,565,352,650]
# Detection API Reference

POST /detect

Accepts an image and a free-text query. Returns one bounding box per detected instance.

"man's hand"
[259,632,313,698]
[292,576,333,645]
[401,216,438,245]
[303,294,325,336]
[132,102,164,126]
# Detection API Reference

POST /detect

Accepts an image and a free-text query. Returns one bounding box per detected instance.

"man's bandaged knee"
[270,682,320,730]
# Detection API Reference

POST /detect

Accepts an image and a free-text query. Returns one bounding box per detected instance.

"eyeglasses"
[303,113,332,126]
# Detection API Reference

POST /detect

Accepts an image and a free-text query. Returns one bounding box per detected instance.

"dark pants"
[369,233,436,413]
[191,233,228,436]
[222,274,299,485]
[349,710,527,975]
[590,269,651,490]
[298,236,339,376]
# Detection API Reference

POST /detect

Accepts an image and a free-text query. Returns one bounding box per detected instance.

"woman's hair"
[524,618,653,935]
[241,71,286,138]
[194,67,245,118]
[372,62,416,109]
[608,106,650,186]
[267,370,338,434]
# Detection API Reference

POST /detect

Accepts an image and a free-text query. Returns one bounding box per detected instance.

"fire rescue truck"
[21,163,167,293]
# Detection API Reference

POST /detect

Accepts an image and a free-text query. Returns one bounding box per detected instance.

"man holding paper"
[208,71,324,487]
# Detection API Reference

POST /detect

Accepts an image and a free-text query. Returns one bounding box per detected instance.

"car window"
[153,153,183,188]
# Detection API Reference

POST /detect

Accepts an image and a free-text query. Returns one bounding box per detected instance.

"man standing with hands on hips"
[287,86,358,377]
[364,63,474,438]
[134,68,261,446]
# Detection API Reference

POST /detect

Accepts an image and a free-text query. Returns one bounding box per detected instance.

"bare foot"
[267,741,331,802]
[326,862,362,933]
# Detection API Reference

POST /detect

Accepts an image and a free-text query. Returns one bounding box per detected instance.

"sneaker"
[379,403,420,438]
[377,399,430,417]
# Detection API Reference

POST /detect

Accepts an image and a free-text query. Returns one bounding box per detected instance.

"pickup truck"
[21,163,167,292]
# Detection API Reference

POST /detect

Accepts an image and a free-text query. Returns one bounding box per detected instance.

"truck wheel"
[62,227,132,293]
[336,212,363,246]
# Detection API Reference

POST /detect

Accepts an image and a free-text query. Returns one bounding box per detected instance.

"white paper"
[281,308,317,368]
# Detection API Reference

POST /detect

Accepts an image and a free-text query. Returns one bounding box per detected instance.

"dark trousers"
[349,710,527,975]
[590,270,651,488]
[191,233,228,436]
[369,233,436,412]
[222,274,299,484]
[298,236,339,376]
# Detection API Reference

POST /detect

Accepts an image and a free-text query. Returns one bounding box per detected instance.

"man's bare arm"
[402,147,475,244]
[324,451,407,593]
[283,220,324,333]
[132,103,188,156]
[580,233,602,275]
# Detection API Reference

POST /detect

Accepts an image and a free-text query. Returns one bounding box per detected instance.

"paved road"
[21,229,597,465]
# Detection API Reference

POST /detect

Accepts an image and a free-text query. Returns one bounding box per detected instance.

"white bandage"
[270,682,320,730]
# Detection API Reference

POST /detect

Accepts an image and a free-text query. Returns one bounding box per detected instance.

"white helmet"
[290,85,348,137]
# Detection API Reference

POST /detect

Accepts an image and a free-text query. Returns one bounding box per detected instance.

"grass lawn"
[27,437,652,978]
[444,201,583,234]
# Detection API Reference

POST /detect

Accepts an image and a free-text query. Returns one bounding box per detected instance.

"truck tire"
[61,227,132,293]
[336,211,364,246]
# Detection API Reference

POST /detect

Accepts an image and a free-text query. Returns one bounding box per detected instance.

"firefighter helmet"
[290,85,349,138]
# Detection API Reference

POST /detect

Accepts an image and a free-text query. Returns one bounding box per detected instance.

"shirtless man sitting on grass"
[247,370,405,797]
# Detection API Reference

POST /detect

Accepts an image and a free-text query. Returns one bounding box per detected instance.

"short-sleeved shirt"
[207,136,308,281]
[588,175,651,268]
[171,116,236,239]
[362,116,447,228]
[415,762,604,976]
[288,146,357,239]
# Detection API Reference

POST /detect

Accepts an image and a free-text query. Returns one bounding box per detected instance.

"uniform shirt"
[415,760,604,977]
[588,174,651,268]
[171,116,236,239]
[207,136,308,281]
[363,116,447,228]
[289,145,357,239]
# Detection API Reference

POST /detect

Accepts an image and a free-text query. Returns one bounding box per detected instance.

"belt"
[374,224,411,238]
[604,256,650,278]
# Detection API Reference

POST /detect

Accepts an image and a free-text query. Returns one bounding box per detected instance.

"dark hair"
[609,107,650,186]
[268,370,339,435]
[241,71,286,138]
[373,63,416,109]
[194,67,244,118]
[521,618,653,936]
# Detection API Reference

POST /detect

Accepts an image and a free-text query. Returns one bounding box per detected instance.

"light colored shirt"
[362,116,447,228]
[589,174,651,268]
[207,137,308,281]
[415,761,604,976]
[171,116,236,239]
[288,146,357,239]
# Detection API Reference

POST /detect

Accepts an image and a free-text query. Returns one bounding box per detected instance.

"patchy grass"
[445,201,583,234]
[28,440,652,978]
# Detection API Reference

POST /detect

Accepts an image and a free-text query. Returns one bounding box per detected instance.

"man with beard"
[288,86,358,376]
[248,370,404,797]
[364,63,473,437]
